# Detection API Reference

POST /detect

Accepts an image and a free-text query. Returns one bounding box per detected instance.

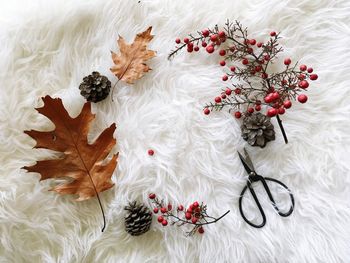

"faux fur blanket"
[0,0,349,262]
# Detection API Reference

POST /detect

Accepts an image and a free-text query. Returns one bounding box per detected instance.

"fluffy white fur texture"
[0,0,350,262]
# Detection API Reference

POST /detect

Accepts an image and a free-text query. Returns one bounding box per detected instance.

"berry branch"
[169,20,318,144]
[149,193,230,236]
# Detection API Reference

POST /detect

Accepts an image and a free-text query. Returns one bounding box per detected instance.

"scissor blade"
[243,148,255,172]
[237,150,254,175]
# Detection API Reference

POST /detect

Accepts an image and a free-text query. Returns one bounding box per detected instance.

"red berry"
[185,213,192,220]
[194,46,199,52]
[221,94,227,99]
[264,54,270,61]
[248,107,254,113]
[148,149,154,156]
[178,205,184,211]
[184,38,189,44]
[149,193,156,199]
[278,107,285,115]
[206,45,214,53]
[202,29,210,37]
[267,108,278,117]
[153,208,159,213]
[247,48,253,54]
[192,217,198,224]
[222,75,228,81]
[220,60,226,66]
[218,31,226,38]
[229,46,235,52]
[175,38,181,44]
[255,65,262,72]
[187,47,193,53]
[162,219,168,226]
[203,108,210,115]
[249,39,256,45]
[234,111,242,119]
[219,50,226,56]
[230,66,236,72]
[307,67,313,73]
[257,42,263,48]
[264,95,272,103]
[234,88,241,94]
[167,204,172,211]
[157,216,164,223]
[202,41,207,47]
[262,73,268,79]
[283,100,292,109]
[298,74,305,80]
[270,31,276,36]
[210,34,218,42]
[225,89,232,95]
[255,105,262,111]
[198,227,205,234]
[298,80,309,89]
[281,79,288,85]
[242,58,249,65]
[310,74,318,80]
[160,207,167,213]
[193,201,199,208]
[215,97,222,103]
[284,58,291,65]
[187,207,193,213]
[300,64,307,71]
[298,94,308,103]
[272,92,280,101]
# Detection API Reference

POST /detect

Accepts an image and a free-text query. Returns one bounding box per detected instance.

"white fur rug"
[1,0,350,262]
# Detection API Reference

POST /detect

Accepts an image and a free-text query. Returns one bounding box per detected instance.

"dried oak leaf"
[23,96,118,201]
[110,26,156,84]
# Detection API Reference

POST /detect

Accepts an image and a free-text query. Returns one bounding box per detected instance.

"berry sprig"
[170,20,318,144]
[148,193,230,236]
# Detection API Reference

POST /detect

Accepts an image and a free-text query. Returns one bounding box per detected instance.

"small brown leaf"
[110,26,156,84]
[23,96,118,201]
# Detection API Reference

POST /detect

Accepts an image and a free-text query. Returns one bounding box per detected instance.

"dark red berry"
[247,48,253,54]
[222,75,228,81]
[264,54,270,61]
[175,38,181,44]
[283,100,292,109]
[206,45,214,53]
[202,29,210,37]
[202,41,207,47]
[194,46,199,52]
[225,88,232,95]
[220,60,226,66]
[255,65,262,72]
[187,47,193,53]
[234,88,241,94]
[270,31,276,36]
[192,217,198,224]
[248,107,254,113]
[249,39,256,45]
[149,193,156,199]
[178,205,184,211]
[160,207,167,213]
[234,111,242,119]
[278,107,285,115]
[272,92,280,101]
[267,108,278,117]
[198,227,205,234]
[153,208,159,213]
[229,46,235,52]
[298,80,309,89]
[193,201,199,208]
[221,94,227,99]
[219,50,226,56]
[298,94,308,103]
[185,213,192,220]
[184,38,189,44]
[230,66,236,72]
[298,74,305,80]
[310,74,318,80]
[187,207,193,213]
[204,108,210,115]
[215,97,222,103]
[307,67,313,73]
[257,42,263,48]
[284,58,291,65]
[162,219,168,226]
[148,149,154,156]
[218,31,226,38]
[167,204,172,211]
[255,105,262,111]
[210,34,218,42]
[157,216,164,223]
[262,73,268,79]
[300,64,307,71]
[264,95,272,103]
[242,58,249,65]
[281,79,288,85]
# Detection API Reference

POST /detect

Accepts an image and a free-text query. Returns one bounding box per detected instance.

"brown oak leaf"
[110,26,156,84]
[23,96,118,202]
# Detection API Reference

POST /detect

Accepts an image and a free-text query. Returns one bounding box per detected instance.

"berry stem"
[276,115,288,144]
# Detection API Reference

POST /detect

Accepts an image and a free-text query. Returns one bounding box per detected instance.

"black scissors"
[238,148,294,228]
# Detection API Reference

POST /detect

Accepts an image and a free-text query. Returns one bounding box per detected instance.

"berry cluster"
[148,193,230,236]
[169,20,318,143]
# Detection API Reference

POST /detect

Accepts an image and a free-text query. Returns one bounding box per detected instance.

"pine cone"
[241,112,275,148]
[79,72,111,103]
[125,201,152,236]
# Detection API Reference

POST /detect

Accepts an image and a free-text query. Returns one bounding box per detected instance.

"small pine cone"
[124,201,152,236]
[241,112,275,148]
[79,72,111,102]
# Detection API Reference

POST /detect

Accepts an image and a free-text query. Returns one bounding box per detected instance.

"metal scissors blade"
[237,148,255,174]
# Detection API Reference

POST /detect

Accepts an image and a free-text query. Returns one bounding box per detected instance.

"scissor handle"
[239,176,295,228]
